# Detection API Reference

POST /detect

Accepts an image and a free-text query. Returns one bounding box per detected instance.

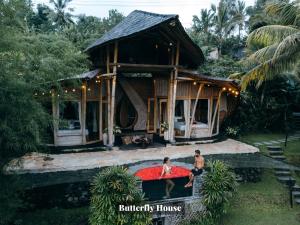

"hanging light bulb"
[72,89,76,92]
[87,88,91,91]
[222,87,226,91]
[42,92,45,95]
[193,81,197,85]
[229,88,232,91]
[65,90,68,93]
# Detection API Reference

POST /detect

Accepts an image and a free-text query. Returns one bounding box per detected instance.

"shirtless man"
[184,150,204,188]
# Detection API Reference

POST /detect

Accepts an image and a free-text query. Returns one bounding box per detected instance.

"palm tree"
[192,8,215,43]
[236,0,300,90]
[49,0,74,29]
[233,0,246,42]
[212,1,236,55]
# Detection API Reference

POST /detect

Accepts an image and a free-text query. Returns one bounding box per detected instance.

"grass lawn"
[239,132,300,167]
[223,170,300,225]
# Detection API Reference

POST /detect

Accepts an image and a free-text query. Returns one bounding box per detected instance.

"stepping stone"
[274,167,290,172]
[254,142,263,146]
[277,140,286,143]
[269,150,284,155]
[277,176,295,184]
[292,191,300,197]
[263,141,273,145]
[275,171,291,176]
[272,155,286,161]
[269,141,280,144]
[293,185,300,191]
[267,146,282,151]
[295,198,300,205]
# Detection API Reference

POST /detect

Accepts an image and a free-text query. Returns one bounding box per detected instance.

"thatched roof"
[85,10,204,66]
[86,10,177,51]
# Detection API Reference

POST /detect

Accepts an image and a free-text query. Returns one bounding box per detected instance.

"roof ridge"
[132,10,177,18]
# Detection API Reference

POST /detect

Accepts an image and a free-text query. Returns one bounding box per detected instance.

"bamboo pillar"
[210,89,223,135]
[106,45,111,146]
[99,77,103,141]
[153,79,157,132]
[109,41,118,146]
[51,89,58,146]
[168,41,180,143]
[81,80,87,144]
[188,83,204,137]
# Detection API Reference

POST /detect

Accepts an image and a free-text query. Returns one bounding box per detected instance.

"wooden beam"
[99,78,103,141]
[188,83,204,137]
[99,73,116,78]
[210,89,224,135]
[109,63,179,70]
[81,80,87,144]
[109,41,118,146]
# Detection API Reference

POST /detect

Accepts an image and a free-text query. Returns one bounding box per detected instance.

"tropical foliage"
[234,0,300,90]
[0,0,123,157]
[202,160,238,221]
[89,166,151,225]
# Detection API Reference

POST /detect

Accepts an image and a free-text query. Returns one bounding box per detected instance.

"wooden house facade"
[51,10,239,147]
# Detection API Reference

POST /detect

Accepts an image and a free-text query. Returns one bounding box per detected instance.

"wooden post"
[208,95,213,133]
[99,78,103,141]
[81,80,87,144]
[51,89,58,146]
[153,79,157,132]
[106,45,111,146]
[210,89,223,135]
[188,83,204,137]
[109,41,118,146]
[169,41,180,143]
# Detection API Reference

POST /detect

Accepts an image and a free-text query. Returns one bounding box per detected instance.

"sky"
[31,0,255,28]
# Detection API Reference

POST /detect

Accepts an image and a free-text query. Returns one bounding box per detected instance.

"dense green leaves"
[202,160,237,221]
[89,166,151,225]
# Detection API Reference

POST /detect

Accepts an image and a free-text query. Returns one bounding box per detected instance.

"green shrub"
[89,166,151,225]
[202,160,238,222]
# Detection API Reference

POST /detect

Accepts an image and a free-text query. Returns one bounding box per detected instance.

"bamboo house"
[49,10,239,147]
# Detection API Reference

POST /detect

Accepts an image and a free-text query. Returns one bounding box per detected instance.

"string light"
[193,81,197,85]
[34,93,38,96]
[72,89,76,92]
[42,92,45,95]
[65,90,68,93]
[229,88,232,91]
[81,85,86,89]
[222,87,226,91]
[87,87,91,91]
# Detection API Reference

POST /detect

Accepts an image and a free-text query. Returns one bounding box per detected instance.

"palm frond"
[247,25,299,48]
[241,51,300,90]
[273,32,300,59]
[243,44,278,67]
[265,1,300,26]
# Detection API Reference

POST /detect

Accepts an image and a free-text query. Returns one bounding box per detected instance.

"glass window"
[59,101,81,130]
[192,99,208,124]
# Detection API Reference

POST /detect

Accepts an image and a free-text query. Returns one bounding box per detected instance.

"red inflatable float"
[134,166,190,181]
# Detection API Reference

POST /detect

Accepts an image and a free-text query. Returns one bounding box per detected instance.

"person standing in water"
[184,150,204,188]
[160,157,175,198]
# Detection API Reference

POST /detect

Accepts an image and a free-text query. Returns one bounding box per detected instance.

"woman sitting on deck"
[160,157,175,198]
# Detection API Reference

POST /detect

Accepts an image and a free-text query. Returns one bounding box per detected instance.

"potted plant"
[103,126,121,146]
[160,122,169,140]
[103,128,108,145]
